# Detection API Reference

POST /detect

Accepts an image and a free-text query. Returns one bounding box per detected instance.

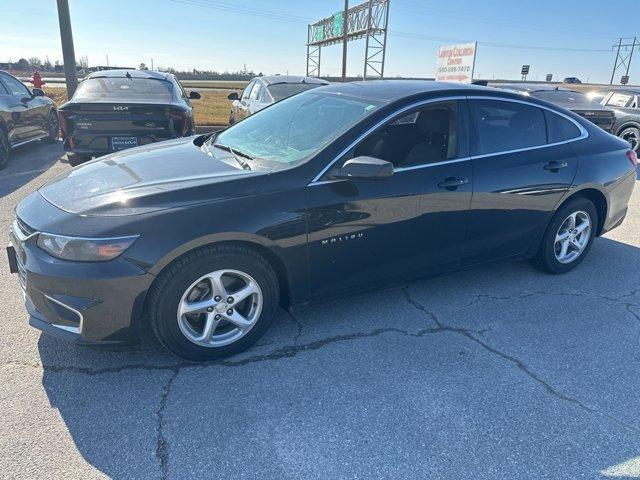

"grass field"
[44,88,235,126]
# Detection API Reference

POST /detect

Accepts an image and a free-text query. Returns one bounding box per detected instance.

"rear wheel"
[619,126,640,152]
[43,110,59,144]
[0,128,9,170]
[532,197,598,274]
[67,153,91,167]
[149,244,279,361]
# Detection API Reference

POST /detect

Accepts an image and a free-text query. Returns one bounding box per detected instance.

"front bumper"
[9,222,155,344]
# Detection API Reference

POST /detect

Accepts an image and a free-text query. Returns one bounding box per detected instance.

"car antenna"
[125,71,132,79]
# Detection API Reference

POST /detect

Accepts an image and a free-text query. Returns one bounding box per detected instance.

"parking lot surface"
[1,142,639,479]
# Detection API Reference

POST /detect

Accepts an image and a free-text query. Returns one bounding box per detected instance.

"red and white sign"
[436,42,477,83]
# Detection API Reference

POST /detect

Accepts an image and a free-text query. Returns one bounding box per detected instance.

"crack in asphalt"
[402,286,640,436]
[3,284,640,478]
[155,369,179,480]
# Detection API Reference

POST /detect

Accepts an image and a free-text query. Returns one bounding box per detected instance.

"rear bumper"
[63,132,180,155]
[601,168,637,234]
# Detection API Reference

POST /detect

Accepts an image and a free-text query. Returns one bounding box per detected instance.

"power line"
[169,0,613,54]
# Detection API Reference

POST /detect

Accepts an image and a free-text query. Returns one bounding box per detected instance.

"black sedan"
[58,69,200,166]
[8,81,636,361]
[587,87,640,152]
[0,70,58,169]
[496,84,615,133]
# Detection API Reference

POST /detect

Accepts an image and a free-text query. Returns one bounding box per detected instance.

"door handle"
[543,161,568,171]
[437,177,469,190]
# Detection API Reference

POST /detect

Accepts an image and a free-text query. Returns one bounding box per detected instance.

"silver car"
[227,75,329,124]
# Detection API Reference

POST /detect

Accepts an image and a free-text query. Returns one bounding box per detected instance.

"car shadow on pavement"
[0,141,63,197]
[37,235,640,479]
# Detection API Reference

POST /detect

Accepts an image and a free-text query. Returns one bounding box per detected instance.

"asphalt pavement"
[1,141,640,479]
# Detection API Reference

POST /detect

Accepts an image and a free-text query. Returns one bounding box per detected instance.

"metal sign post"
[306,0,390,80]
[521,65,530,82]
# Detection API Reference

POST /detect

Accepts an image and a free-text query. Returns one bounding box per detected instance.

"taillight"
[58,110,72,138]
[626,150,638,167]
[168,109,189,136]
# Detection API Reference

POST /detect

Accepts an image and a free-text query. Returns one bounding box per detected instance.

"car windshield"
[267,83,324,101]
[208,90,382,167]
[73,77,174,101]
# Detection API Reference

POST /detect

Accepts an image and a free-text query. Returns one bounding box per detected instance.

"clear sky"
[1,0,638,83]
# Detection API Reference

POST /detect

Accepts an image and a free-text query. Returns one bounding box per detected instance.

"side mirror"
[227,92,239,101]
[32,88,44,97]
[188,91,201,100]
[333,156,394,179]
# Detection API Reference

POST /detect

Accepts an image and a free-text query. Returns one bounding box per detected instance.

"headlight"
[36,233,139,262]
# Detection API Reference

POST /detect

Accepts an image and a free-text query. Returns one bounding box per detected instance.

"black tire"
[42,110,59,144]
[67,153,91,167]
[148,244,279,361]
[532,197,598,274]
[619,126,640,152]
[0,128,9,170]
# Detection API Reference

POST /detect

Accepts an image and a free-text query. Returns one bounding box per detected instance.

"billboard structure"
[435,42,477,83]
[306,0,390,80]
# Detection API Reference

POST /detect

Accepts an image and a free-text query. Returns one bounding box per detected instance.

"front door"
[306,100,473,298]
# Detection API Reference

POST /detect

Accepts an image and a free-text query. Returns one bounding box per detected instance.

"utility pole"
[341,0,348,81]
[610,37,639,85]
[56,0,78,97]
[151,58,154,70]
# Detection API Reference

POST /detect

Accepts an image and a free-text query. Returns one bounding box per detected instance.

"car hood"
[39,136,266,216]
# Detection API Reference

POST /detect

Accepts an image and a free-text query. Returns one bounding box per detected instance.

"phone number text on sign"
[436,42,477,83]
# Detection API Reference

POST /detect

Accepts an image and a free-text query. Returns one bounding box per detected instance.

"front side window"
[352,102,459,168]
[0,75,30,97]
[210,91,381,167]
[471,99,546,155]
[73,77,174,101]
[249,82,262,101]
[544,110,581,143]
[241,81,255,100]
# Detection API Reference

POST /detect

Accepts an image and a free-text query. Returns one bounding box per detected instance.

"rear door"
[306,99,473,297]
[463,97,581,265]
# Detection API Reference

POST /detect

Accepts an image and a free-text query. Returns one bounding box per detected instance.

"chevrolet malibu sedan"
[8,81,637,361]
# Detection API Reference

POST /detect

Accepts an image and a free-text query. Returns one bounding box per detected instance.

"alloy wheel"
[0,132,9,167]
[621,128,640,151]
[177,269,263,347]
[554,210,591,264]
[48,112,59,139]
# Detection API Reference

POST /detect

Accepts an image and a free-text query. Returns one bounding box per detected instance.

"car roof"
[256,75,330,87]
[85,69,172,81]
[496,83,580,94]
[309,80,495,103]
[592,86,640,94]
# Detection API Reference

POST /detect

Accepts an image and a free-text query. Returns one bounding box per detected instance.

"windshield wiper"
[212,143,252,170]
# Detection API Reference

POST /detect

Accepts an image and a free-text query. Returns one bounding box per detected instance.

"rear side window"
[606,92,634,107]
[544,110,581,143]
[470,99,546,155]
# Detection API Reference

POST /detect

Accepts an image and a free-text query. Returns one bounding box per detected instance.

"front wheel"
[148,245,279,361]
[532,197,598,274]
